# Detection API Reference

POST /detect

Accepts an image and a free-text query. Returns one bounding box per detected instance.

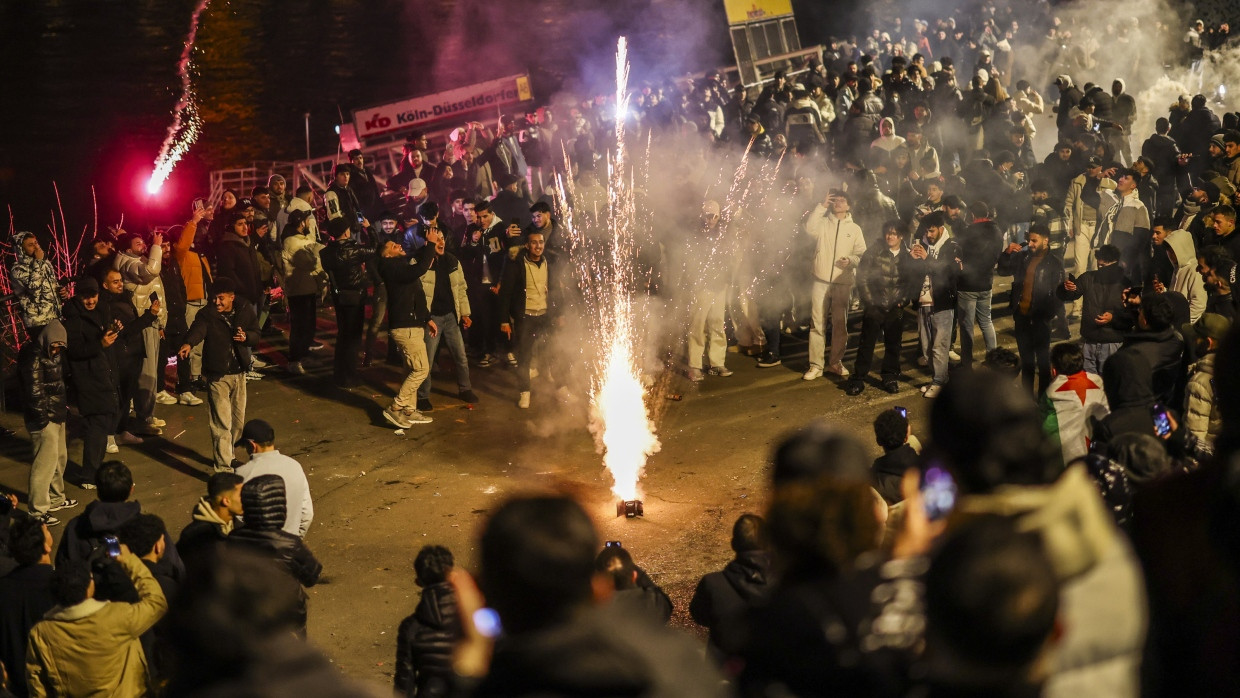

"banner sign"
[353,74,532,139]
[723,0,793,25]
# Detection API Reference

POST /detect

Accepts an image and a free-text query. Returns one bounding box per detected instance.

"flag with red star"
[1041,371,1110,467]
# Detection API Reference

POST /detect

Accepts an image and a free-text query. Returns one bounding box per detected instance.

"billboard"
[352,74,533,140]
[723,0,793,25]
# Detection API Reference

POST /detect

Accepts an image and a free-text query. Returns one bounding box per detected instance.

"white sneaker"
[178,392,203,406]
[529,367,540,379]
[923,384,943,399]
[155,390,177,405]
[403,410,433,424]
[709,366,733,377]
[287,361,306,375]
[245,370,264,381]
[948,350,962,362]
[802,365,824,381]
[250,356,269,369]
[826,362,850,378]
[518,391,531,409]
[106,435,119,453]
[146,416,166,428]
[506,352,519,367]
[687,367,704,382]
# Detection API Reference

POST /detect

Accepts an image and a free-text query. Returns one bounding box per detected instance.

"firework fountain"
[145,0,211,195]
[558,37,661,516]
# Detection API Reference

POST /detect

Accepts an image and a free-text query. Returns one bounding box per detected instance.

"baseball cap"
[234,419,275,449]
[1184,313,1232,344]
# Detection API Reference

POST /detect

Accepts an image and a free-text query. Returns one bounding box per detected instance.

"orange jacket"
[175,219,213,301]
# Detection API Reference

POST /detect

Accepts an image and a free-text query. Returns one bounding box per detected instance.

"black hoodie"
[689,550,772,655]
[1092,351,1156,448]
[55,500,185,600]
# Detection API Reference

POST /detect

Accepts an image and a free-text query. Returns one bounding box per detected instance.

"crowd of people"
[3,0,1240,695]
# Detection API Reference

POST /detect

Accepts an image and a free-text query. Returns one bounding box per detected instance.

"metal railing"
[207,162,296,207]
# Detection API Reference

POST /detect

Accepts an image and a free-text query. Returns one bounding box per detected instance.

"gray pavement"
[0,275,1038,685]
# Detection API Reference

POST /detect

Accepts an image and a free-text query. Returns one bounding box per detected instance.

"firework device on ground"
[617,500,644,518]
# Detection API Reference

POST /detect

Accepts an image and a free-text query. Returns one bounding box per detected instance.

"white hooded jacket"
[1163,228,1207,321]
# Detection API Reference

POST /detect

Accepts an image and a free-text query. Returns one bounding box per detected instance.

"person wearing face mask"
[19,320,76,526]
[9,231,65,335]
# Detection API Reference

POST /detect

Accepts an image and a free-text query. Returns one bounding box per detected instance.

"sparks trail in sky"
[145,0,211,196]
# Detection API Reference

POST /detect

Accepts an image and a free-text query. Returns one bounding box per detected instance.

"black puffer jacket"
[689,551,772,655]
[19,321,68,431]
[321,236,372,303]
[229,475,322,590]
[856,245,920,311]
[394,582,460,698]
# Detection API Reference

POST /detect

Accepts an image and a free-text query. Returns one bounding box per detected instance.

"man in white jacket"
[281,209,326,374]
[113,230,167,430]
[275,186,320,243]
[1153,223,1207,322]
[803,191,867,380]
[234,419,313,538]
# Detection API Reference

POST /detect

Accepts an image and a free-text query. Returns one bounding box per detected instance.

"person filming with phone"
[26,538,168,697]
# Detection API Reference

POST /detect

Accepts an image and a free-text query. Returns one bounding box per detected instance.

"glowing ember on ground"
[145,0,210,195]
[562,37,661,503]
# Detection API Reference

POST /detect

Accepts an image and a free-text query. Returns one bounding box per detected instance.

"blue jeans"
[955,290,997,366]
[418,313,472,400]
[919,306,955,385]
[1081,341,1121,376]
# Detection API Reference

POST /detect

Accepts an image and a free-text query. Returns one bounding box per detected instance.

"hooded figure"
[9,230,62,330]
[1092,351,1156,447]
[19,320,68,433]
[1161,228,1208,321]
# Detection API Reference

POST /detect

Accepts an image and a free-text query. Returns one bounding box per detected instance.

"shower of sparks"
[559,37,661,502]
[145,0,211,195]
